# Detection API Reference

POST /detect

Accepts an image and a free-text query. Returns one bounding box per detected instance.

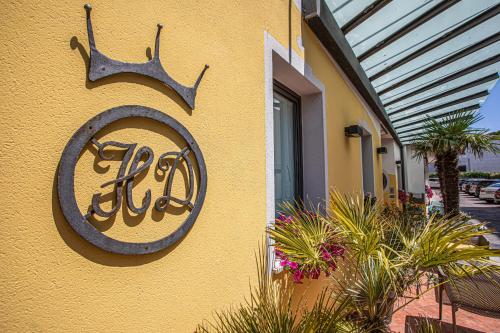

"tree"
[412,141,448,210]
[489,130,500,136]
[411,111,499,215]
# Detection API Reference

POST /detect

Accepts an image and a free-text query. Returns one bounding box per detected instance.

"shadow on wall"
[83,117,196,232]
[69,36,193,116]
[52,166,182,267]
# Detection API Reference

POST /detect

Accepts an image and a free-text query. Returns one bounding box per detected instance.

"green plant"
[271,203,345,282]
[269,191,500,332]
[489,130,500,136]
[199,192,500,332]
[460,171,500,179]
[460,171,491,179]
[195,243,357,333]
[411,110,499,215]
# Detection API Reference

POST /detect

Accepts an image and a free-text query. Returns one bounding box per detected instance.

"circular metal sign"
[57,105,207,255]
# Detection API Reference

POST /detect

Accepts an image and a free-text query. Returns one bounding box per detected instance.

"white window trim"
[264,31,328,273]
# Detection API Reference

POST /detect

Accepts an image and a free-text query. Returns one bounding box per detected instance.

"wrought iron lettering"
[155,147,195,212]
[89,139,195,217]
[57,106,207,255]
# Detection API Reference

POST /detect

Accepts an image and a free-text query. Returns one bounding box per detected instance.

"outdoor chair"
[437,268,500,333]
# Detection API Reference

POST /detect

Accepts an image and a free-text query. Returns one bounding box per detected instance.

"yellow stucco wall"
[302,24,383,199]
[0,1,300,331]
[1,1,382,332]
[290,24,384,302]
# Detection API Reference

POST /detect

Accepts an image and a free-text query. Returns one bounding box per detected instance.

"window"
[273,82,302,212]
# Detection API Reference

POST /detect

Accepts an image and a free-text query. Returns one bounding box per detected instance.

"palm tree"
[411,111,498,215]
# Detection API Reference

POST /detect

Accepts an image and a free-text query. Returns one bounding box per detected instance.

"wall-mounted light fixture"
[344,125,363,137]
[376,147,387,154]
[395,160,402,165]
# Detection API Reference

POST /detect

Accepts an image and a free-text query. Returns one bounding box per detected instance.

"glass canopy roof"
[325,0,500,143]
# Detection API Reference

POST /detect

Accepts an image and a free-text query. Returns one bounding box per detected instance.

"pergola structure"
[304,0,500,145]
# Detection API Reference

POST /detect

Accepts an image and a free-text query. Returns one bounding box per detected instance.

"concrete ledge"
[469,219,500,263]
[468,218,500,248]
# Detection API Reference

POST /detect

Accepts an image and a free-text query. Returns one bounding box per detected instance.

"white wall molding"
[264,31,328,271]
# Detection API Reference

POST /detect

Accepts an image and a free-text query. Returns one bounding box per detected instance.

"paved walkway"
[431,190,500,234]
[390,286,500,332]
[389,190,500,332]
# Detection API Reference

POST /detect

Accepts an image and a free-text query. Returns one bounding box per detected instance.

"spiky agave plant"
[333,191,500,326]
[195,242,357,333]
[269,190,500,332]
[269,202,345,282]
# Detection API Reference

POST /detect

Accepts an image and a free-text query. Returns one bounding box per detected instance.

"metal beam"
[398,126,431,136]
[369,4,500,81]
[398,114,476,139]
[399,128,432,140]
[394,104,480,130]
[397,114,474,135]
[358,0,459,62]
[377,33,500,96]
[383,54,500,106]
[342,0,392,34]
[391,90,489,123]
[399,132,424,140]
[302,0,402,146]
[387,73,498,116]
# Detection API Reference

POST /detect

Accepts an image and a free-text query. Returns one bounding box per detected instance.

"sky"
[476,80,500,132]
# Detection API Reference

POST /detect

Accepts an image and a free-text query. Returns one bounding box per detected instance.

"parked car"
[474,179,500,197]
[479,183,500,203]
[428,177,440,189]
[468,179,488,195]
[461,180,471,192]
[461,179,479,192]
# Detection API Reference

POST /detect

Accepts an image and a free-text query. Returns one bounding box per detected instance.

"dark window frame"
[273,80,303,203]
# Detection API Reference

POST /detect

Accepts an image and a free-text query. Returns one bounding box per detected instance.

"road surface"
[430,189,500,234]
[459,191,500,234]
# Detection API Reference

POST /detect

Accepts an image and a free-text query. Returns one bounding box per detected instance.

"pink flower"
[329,261,337,271]
[425,185,433,199]
[280,259,290,267]
[309,269,320,279]
[276,214,292,225]
[321,248,332,261]
[293,270,304,283]
[329,245,345,257]
[288,261,299,270]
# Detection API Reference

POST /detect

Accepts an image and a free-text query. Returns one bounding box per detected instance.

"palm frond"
[410,110,499,157]
[402,214,499,270]
[269,201,340,273]
[327,191,385,261]
[407,317,443,333]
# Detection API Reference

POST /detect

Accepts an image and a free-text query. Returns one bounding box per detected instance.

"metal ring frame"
[57,105,207,255]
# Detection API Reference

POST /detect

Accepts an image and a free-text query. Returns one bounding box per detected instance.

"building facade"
[0,1,404,331]
[458,142,500,172]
